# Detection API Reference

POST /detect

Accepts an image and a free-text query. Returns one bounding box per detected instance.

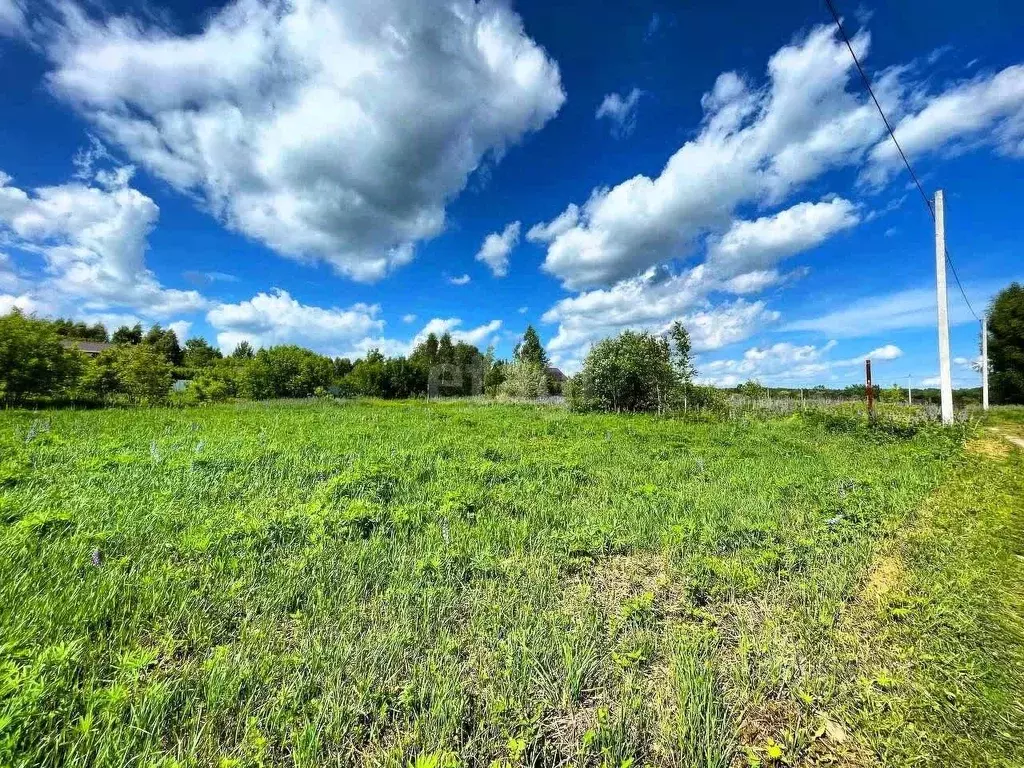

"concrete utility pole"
[907,374,912,406]
[982,316,990,411]
[934,190,954,425]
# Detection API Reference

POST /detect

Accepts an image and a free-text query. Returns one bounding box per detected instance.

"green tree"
[53,318,108,342]
[231,341,256,359]
[514,325,548,368]
[333,357,354,379]
[182,338,222,369]
[498,361,548,399]
[78,349,123,402]
[567,330,679,413]
[346,350,388,397]
[113,344,173,404]
[112,323,143,345]
[736,380,766,399]
[668,321,695,383]
[382,357,428,398]
[410,333,440,367]
[0,311,82,404]
[240,345,334,399]
[144,325,183,365]
[988,282,1024,404]
[437,333,455,365]
[484,359,507,395]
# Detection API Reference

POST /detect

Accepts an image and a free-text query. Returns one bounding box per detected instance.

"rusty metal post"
[865,359,874,420]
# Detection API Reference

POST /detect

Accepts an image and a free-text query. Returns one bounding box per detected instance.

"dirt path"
[987,425,1024,449]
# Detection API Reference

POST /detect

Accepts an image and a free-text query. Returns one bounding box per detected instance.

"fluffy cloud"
[863,64,1024,185]
[402,313,417,324]
[527,204,580,244]
[0,166,206,317]
[42,0,565,282]
[595,87,642,137]
[862,343,902,361]
[0,0,24,36]
[705,198,859,282]
[0,293,43,316]
[408,317,502,349]
[447,274,471,286]
[541,265,780,372]
[206,289,384,356]
[532,24,1024,290]
[475,221,520,277]
[168,320,192,342]
[699,340,903,386]
[206,289,501,359]
[538,197,856,370]
[0,252,21,292]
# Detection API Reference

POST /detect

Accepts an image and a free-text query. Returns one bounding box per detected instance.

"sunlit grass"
[0,399,1013,766]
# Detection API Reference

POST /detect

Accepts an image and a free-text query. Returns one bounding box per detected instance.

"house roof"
[545,366,567,382]
[60,340,112,354]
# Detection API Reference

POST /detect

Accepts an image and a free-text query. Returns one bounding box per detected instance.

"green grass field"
[1,401,1021,767]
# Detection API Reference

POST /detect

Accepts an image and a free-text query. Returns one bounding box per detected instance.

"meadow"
[0,400,1021,767]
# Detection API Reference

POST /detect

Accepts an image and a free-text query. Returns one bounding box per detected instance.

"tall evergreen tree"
[515,325,548,368]
[437,332,455,365]
[231,341,255,359]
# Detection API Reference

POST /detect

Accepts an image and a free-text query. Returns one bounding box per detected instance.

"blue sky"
[1,0,1022,387]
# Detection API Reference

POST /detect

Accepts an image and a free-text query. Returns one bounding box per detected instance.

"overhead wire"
[823,0,982,322]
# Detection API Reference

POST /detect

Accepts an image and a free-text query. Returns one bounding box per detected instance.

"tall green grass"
[0,400,969,766]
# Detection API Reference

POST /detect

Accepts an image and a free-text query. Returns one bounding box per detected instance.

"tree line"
[2,281,1020,410]
[0,310,562,407]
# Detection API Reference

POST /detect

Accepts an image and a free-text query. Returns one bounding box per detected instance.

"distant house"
[60,340,112,357]
[545,366,567,383]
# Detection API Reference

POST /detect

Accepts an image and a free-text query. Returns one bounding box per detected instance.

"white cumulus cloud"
[408,317,502,349]
[705,198,859,281]
[538,197,856,370]
[863,64,1024,184]
[475,221,520,277]
[595,87,642,137]
[0,165,206,318]
[207,289,385,357]
[532,23,1024,291]
[41,0,565,282]
[206,289,502,359]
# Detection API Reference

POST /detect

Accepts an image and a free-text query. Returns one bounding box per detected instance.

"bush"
[0,311,83,404]
[113,344,174,405]
[498,362,548,399]
[568,330,683,413]
[239,345,334,399]
[681,384,728,414]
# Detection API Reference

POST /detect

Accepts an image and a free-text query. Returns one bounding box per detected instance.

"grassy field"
[0,401,1021,767]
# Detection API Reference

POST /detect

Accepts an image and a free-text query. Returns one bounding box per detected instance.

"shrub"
[568,329,686,413]
[681,384,728,414]
[498,362,549,399]
[0,311,83,404]
[113,344,174,405]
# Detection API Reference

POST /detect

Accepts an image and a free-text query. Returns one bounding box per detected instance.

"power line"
[944,246,980,320]
[823,0,982,323]
[823,0,931,214]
